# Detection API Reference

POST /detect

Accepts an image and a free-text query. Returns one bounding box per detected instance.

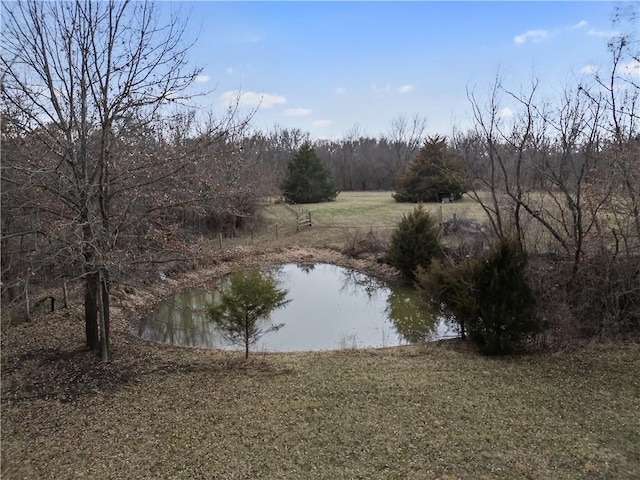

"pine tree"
[387,206,441,280]
[393,135,467,203]
[208,270,290,359]
[468,238,538,355]
[281,142,338,203]
[419,238,539,355]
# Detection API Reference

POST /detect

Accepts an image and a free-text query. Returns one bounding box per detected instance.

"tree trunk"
[98,269,110,362]
[24,276,30,321]
[102,270,111,359]
[85,271,99,351]
[245,314,250,359]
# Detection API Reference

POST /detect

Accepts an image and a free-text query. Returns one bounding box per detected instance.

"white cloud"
[622,60,640,77]
[580,64,599,75]
[219,90,286,108]
[282,108,312,117]
[311,119,332,127]
[588,28,619,38]
[571,20,587,30]
[335,86,347,95]
[371,83,392,94]
[398,84,415,93]
[195,74,211,84]
[514,29,550,45]
[226,67,234,74]
[498,107,514,119]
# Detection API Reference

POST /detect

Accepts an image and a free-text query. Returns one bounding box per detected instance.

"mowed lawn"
[2,191,639,479]
[2,327,639,479]
[264,191,484,227]
[258,191,484,249]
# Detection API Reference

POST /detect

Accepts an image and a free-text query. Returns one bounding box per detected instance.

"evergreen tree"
[393,135,468,203]
[281,142,338,203]
[418,238,539,355]
[467,238,538,355]
[387,206,441,280]
[208,270,290,359]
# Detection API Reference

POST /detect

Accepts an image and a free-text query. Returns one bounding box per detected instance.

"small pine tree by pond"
[281,142,338,204]
[469,238,538,355]
[208,270,290,359]
[387,205,441,281]
[418,238,539,355]
[393,135,468,203]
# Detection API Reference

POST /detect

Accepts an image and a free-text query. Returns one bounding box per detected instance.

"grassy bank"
[2,313,639,479]
[2,192,639,479]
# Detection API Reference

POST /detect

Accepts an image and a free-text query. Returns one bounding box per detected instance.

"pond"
[133,263,457,352]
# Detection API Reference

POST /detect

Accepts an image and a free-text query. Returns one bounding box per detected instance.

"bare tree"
[464,75,613,279]
[585,3,640,249]
[1,0,206,360]
[383,114,428,185]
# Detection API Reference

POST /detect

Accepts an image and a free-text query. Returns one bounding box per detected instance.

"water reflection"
[134,263,457,352]
[386,285,437,343]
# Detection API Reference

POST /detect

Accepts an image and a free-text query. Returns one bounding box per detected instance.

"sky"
[173,1,635,140]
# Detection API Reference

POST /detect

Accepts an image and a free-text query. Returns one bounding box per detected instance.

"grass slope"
[2,321,639,479]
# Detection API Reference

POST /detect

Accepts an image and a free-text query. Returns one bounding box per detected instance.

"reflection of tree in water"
[296,263,316,274]
[339,268,386,300]
[386,285,436,343]
[138,289,222,347]
[339,267,437,343]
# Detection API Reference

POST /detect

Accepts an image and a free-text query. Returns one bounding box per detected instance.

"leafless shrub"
[341,227,387,258]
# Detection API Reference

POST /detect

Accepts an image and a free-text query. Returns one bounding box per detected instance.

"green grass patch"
[252,192,486,250]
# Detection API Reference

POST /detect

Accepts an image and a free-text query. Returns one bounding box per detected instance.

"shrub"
[468,238,538,354]
[342,227,386,258]
[387,206,441,280]
[417,259,475,339]
[419,238,539,355]
[208,269,290,359]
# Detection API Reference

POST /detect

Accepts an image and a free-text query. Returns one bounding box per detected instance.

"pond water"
[134,263,457,352]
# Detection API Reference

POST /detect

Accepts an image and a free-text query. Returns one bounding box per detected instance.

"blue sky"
[176,1,631,139]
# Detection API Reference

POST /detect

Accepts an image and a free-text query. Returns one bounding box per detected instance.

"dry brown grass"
[2,302,639,479]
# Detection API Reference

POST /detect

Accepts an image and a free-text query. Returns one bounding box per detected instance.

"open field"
[2,193,639,479]
[252,191,486,250]
[285,191,485,226]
